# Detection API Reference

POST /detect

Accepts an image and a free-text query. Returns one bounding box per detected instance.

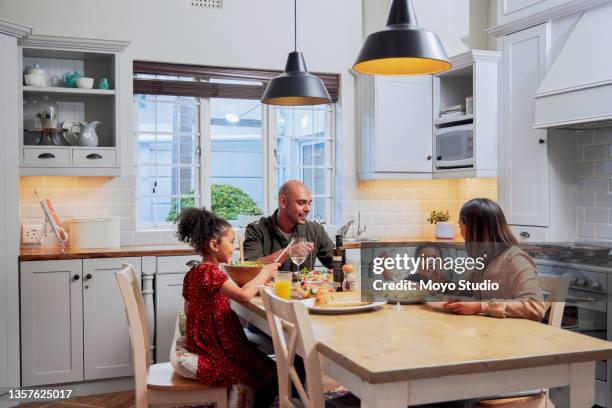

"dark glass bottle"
[333,235,346,291]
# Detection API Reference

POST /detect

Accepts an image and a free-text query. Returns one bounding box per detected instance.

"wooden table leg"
[569,361,595,408]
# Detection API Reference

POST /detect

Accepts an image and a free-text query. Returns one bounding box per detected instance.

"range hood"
[534,2,612,129]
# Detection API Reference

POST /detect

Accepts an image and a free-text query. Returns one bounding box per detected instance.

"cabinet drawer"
[73,149,117,167]
[510,225,549,243]
[23,148,70,167]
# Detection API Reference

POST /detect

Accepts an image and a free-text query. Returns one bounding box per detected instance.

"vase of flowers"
[427,210,456,239]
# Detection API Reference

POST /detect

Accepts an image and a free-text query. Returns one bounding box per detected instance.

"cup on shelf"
[76,77,94,89]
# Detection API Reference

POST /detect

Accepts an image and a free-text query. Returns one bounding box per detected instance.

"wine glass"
[289,237,310,280]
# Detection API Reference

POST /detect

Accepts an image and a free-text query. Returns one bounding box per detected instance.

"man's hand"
[443,301,482,315]
[293,241,314,254]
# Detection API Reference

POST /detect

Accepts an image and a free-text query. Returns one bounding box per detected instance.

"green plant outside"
[166,184,263,222]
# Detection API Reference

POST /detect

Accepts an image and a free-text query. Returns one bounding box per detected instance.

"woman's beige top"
[470,246,546,321]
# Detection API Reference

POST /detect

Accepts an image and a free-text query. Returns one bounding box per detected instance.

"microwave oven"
[434,123,474,169]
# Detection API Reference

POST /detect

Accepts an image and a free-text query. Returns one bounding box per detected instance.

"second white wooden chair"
[115,263,227,408]
[477,273,572,408]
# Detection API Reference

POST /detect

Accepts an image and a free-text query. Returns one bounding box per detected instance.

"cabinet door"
[155,273,186,364]
[21,260,83,386]
[501,24,550,226]
[375,76,433,173]
[155,255,200,363]
[82,257,141,380]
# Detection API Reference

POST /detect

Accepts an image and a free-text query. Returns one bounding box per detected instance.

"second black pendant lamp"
[261,0,331,106]
[353,0,451,76]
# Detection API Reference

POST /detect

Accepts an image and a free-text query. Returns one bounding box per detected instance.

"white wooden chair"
[115,263,227,408]
[259,286,359,408]
[477,273,571,408]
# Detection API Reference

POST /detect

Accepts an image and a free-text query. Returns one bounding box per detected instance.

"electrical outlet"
[22,224,43,244]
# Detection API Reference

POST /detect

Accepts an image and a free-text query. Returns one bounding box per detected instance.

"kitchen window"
[134,90,201,229]
[133,62,339,229]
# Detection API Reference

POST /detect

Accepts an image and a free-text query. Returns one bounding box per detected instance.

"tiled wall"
[20,175,498,247]
[19,175,181,247]
[340,176,498,237]
[576,127,612,242]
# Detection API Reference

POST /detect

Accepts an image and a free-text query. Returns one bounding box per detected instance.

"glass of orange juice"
[274,271,293,300]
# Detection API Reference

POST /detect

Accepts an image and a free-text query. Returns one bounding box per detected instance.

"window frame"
[134,99,337,230]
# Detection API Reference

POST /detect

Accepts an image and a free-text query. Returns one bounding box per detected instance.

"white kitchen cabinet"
[497,24,576,241]
[21,260,84,387]
[155,255,200,363]
[500,24,550,227]
[20,257,141,386]
[0,20,29,391]
[432,50,501,179]
[357,75,433,179]
[18,35,128,176]
[83,257,141,380]
[496,0,577,26]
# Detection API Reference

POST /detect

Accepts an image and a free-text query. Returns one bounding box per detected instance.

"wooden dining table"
[232,298,612,407]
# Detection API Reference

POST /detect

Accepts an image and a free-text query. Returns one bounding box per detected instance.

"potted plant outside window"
[427,210,456,239]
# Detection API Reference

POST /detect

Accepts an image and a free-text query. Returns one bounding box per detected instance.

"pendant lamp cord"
[294,0,297,51]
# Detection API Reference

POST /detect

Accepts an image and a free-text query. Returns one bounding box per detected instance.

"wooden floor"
[16,391,135,408]
[16,377,343,408]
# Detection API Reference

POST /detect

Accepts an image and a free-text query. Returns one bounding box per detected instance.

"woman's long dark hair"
[175,207,231,255]
[459,198,518,262]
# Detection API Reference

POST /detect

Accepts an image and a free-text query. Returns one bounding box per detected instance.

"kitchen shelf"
[434,114,473,126]
[23,86,115,96]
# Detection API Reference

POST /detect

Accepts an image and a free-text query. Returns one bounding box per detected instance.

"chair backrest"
[538,273,571,328]
[259,287,324,408]
[115,263,152,405]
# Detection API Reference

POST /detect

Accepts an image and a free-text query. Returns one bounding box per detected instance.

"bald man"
[243,180,334,271]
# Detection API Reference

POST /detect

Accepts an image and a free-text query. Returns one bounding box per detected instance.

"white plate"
[61,120,79,146]
[301,298,386,314]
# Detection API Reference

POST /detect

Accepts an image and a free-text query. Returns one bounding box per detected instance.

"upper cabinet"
[357,75,433,180]
[432,50,501,179]
[18,35,129,176]
[497,0,582,26]
[356,50,499,181]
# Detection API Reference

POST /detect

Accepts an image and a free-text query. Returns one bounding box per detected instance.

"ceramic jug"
[77,121,101,147]
[63,71,82,88]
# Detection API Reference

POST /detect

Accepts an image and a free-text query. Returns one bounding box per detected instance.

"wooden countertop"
[343,236,464,249]
[236,298,612,384]
[19,245,197,261]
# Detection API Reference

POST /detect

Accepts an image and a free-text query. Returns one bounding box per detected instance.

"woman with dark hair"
[443,198,546,321]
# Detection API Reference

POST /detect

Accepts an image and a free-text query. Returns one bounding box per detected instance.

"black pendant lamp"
[353,0,451,76]
[261,0,331,106]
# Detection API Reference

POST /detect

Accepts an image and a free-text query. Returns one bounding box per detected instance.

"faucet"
[356,212,367,238]
[339,220,354,238]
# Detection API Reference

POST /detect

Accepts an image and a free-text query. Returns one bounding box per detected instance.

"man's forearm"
[257,249,289,264]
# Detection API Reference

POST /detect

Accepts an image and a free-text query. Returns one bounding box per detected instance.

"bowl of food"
[221,261,264,287]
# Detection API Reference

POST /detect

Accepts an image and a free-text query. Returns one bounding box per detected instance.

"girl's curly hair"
[175,207,231,255]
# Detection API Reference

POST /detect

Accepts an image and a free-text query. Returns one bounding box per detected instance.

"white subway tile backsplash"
[577,162,594,177]
[594,161,612,175]
[584,145,608,161]
[583,176,608,192]
[585,208,609,223]
[576,129,612,242]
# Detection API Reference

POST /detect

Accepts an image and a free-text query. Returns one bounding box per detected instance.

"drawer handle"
[539,139,546,144]
[86,153,103,160]
[519,231,531,238]
[38,153,55,159]
[73,274,80,281]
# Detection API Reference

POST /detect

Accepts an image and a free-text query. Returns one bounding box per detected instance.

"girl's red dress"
[182,263,276,388]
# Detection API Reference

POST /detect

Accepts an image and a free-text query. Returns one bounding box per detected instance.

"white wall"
[0,0,362,176]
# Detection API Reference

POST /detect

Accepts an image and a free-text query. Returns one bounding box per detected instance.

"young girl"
[175,207,279,407]
[443,198,546,321]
